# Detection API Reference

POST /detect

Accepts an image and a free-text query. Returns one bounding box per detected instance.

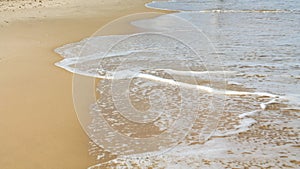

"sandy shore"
[0,1,162,168]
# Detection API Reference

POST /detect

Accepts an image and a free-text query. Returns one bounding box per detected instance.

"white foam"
[57,58,280,97]
[260,98,281,110]
[214,118,257,137]
[137,73,280,98]
[88,138,239,169]
[227,81,242,86]
[162,69,236,77]
[53,2,300,167]
[145,0,300,13]
[238,110,260,118]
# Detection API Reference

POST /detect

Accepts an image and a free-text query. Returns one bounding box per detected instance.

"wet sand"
[0,0,160,168]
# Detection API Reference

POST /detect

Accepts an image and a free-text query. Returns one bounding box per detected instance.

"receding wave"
[55,1,300,168]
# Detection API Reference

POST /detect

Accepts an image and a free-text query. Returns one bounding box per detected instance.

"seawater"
[55,0,300,168]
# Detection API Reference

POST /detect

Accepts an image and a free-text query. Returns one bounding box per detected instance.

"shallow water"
[146,0,300,12]
[55,0,300,168]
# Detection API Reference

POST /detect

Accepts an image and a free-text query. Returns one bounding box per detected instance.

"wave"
[54,1,300,168]
[146,0,300,13]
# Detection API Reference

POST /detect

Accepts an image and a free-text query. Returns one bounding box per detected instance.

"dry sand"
[0,0,162,168]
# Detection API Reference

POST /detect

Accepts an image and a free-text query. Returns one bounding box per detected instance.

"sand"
[0,0,162,168]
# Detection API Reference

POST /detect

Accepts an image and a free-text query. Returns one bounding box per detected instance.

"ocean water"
[146,0,300,12]
[55,0,300,168]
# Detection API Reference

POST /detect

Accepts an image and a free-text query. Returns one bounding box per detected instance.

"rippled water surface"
[55,0,300,168]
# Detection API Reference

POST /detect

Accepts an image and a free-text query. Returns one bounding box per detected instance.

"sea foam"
[55,0,300,168]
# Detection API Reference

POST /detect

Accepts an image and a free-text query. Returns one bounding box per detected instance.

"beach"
[1,0,299,168]
[0,0,160,168]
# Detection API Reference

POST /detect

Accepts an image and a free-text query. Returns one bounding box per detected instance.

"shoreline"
[0,1,165,168]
